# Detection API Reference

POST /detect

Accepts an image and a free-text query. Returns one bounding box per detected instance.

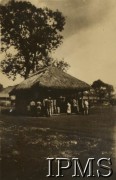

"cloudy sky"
[0,0,116,87]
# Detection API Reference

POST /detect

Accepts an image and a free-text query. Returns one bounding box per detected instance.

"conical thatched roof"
[12,66,90,92]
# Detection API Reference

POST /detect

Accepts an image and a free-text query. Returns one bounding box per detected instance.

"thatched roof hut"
[11,66,90,114]
[12,66,90,92]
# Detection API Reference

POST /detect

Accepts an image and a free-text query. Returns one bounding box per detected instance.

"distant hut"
[0,86,15,106]
[10,66,90,114]
[0,86,16,113]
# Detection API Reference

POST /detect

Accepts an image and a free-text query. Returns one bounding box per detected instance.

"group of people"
[28,97,89,117]
[67,98,89,115]
[29,97,53,117]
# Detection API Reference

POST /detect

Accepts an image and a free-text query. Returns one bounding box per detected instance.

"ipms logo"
[46,158,113,178]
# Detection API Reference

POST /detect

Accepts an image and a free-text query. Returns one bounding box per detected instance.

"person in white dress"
[67,102,71,115]
[84,99,89,115]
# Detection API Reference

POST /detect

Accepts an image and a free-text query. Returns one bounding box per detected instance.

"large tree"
[0,0,65,79]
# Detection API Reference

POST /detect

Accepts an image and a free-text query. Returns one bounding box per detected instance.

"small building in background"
[0,86,16,113]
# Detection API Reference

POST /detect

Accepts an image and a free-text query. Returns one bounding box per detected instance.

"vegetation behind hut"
[91,79,114,102]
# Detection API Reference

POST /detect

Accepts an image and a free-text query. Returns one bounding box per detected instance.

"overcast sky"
[0,0,116,87]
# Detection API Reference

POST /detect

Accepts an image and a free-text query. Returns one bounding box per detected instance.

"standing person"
[36,101,42,116]
[76,99,79,114]
[84,99,89,115]
[46,97,52,117]
[42,98,47,116]
[56,98,61,114]
[78,97,84,114]
[67,102,71,115]
[51,99,54,114]
[30,100,36,116]
[44,98,48,116]
[53,99,57,114]
[72,98,78,114]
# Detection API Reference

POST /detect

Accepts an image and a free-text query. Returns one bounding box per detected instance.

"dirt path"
[0,106,116,180]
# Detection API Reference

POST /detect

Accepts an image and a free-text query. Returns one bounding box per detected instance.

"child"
[84,99,89,115]
[67,102,71,115]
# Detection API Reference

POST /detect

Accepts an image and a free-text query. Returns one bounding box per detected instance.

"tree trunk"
[24,67,30,79]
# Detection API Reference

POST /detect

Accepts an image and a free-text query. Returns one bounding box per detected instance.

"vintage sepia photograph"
[0,0,116,179]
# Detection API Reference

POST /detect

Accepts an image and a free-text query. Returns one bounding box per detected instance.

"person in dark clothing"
[78,97,84,114]
[36,101,42,116]
[30,100,37,116]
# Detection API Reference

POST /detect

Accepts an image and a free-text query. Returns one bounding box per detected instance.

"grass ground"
[0,106,116,180]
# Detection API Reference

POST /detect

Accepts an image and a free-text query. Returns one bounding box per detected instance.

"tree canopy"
[91,79,114,100]
[0,0,65,79]
[46,57,70,72]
